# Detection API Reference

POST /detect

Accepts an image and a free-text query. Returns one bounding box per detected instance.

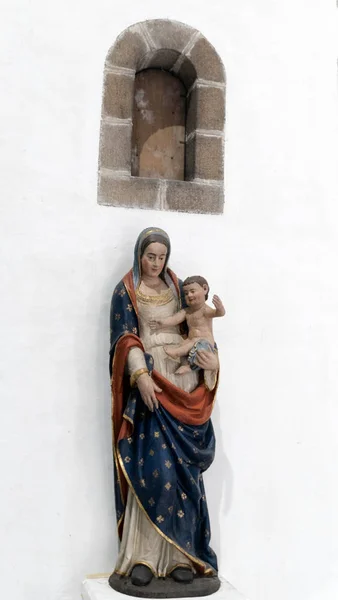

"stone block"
[188,37,225,83]
[145,19,196,54]
[99,122,131,172]
[103,72,134,120]
[106,27,148,71]
[98,174,160,209]
[186,85,225,136]
[165,180,224,214]
[185,134,224,181]
[177,56,197,91]
[138,48,181,72]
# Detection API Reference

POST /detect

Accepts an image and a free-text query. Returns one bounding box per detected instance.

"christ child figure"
[149,276,225,375]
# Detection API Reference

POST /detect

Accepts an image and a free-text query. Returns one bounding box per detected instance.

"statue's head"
[183,275,209,302]
[136,228,171,280]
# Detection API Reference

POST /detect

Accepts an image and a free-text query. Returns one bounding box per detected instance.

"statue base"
[109,572,220,598]
[82,575,248,600]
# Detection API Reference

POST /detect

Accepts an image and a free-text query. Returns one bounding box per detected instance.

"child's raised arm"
[205,295,226,318]
[149,309,186,331]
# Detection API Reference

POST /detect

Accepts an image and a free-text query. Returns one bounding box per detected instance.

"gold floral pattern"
[177,510,185,518]
[156,515,164,523]
[136,286,173,306]
[178,457,183,464]
[164,482,172,491]
[161,443,167,449]
[178,426,184,432]
[161,425,166,431]
[139,433,145,439]
[165,460,172,469]
[181,492,187,500]
[139,479,146,487]
[149,449,155,456]
[168,506,173,514]
[126,304,133,312]
[152,469,159,478]
[124,456,131,463]
[148,497,155,506]
[127,437,133,444]
[154,431,160,438]
[114,313,121,321]
[138,458,144,466]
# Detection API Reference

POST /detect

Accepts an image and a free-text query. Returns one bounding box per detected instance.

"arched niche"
[98,19,226,214]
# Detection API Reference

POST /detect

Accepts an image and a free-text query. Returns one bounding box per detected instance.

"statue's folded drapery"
[110,265,218,575]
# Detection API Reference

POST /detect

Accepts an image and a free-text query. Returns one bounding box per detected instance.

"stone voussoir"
[106,25,149,71]
[187,36,225,83]
[165,180,224,214]
[177,56,197,91]
[144,19,197,54]
[138,48,181,72]
[98,174,161,209]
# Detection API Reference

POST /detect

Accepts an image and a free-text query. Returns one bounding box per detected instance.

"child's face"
[183,283,208,308]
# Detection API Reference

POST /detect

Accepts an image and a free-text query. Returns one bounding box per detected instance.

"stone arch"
[98,19,226,214]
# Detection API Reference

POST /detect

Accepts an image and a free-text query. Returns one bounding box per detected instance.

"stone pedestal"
[81,575,248,600]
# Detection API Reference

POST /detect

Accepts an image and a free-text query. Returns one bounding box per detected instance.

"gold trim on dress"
[136,286,173,306]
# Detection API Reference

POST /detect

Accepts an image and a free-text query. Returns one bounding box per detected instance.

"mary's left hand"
[194,350,219,371]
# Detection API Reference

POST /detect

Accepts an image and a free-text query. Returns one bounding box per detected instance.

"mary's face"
[141,242,168,278]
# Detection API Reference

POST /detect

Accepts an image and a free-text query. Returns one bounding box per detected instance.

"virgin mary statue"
[109,227,220,594]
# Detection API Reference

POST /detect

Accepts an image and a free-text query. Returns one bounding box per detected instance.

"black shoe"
[171,566,194,583]
[131,564,154,586]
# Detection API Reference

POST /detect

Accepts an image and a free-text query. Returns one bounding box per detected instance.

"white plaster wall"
[1,1,338,599]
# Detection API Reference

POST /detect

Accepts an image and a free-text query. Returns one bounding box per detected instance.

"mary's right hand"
[137,373,162,412]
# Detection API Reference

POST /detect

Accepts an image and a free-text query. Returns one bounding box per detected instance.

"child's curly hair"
[182,276,209,300]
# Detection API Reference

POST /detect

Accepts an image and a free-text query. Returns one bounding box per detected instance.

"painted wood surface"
[131,69,186,180]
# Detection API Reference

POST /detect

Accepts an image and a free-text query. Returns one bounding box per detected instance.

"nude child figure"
[150,276,225,375]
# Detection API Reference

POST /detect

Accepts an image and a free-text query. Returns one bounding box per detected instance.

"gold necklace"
[136,286,173,306]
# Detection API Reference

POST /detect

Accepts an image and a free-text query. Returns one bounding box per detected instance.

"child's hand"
[149,319,163,331]
[212,295,226,316]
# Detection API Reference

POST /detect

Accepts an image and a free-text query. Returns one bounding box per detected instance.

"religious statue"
[108,227,222,598]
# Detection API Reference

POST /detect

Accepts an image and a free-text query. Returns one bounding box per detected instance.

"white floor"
[81,576,248,600]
